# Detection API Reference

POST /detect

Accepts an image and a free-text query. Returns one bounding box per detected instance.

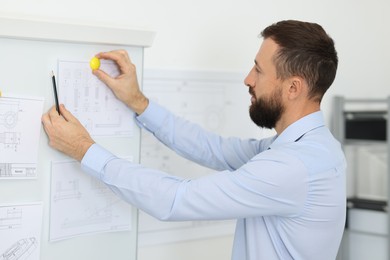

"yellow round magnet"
[90,56,101,70]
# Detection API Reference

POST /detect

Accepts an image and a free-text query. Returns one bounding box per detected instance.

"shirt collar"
[268,111,325,149]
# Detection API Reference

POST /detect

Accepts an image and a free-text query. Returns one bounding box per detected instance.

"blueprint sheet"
[0,96,44,179]
[57,60,134,137]
[0,202,43,260]
[49,160,132,241]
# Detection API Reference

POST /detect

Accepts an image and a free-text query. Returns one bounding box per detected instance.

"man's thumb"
[93,69,115,89]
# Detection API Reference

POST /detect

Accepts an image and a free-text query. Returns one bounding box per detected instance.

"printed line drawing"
[141,84,228,173]
[62,200,117,229]
[58,60,133,137]
[50,160,132,241]
[0,96,43,180]
[0,237,37,260]
[54,179,82,202]
[0,101,21,151]
[0,207,22,230]
[0,203,43,260]
[0,132,21,151]
[0,100,19,129]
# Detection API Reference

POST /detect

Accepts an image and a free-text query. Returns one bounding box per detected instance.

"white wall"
[2,0,390,259]
[3,0,389,118]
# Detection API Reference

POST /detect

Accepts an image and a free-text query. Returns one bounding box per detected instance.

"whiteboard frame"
[0,17,155,46]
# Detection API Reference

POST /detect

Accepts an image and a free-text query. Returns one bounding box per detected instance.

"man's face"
[244,38,285,129]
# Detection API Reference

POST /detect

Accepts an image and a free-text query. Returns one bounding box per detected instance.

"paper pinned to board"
[0,95,44,179]
[57,60,134,137]
[49,159,133,242]
[0,202,43,260]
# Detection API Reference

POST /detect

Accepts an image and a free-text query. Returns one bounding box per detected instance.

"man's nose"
[244,70,255,88]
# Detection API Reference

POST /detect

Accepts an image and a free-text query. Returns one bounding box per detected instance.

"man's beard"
[249,88,284,129]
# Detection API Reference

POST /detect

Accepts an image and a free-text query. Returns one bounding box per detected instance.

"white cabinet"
[332,96,390,259]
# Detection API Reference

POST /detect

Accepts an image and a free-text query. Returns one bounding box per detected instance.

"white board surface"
[0,18,154,260]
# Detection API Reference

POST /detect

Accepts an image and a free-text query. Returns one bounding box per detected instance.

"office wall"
[2,0,389,117]
[1,1,390,260]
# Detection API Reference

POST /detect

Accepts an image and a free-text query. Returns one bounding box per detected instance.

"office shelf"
[332,96,390,260]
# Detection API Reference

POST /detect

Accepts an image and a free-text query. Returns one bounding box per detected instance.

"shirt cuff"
[135,100,169,133]
[81,143,116,180]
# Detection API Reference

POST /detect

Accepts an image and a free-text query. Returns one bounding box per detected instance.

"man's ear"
[286,76,304,100]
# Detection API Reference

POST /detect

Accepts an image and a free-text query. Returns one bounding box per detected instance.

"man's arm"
[136,100,265,171]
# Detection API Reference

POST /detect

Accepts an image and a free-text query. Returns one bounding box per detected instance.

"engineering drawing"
[0,97,42,180]
[0,132,21,151]
[58,60,132,136]
[61,199,119,229]
[0,207,22,230]
[0,100,19,129]
[0,100,21,151]
[53,180,82,202]
[0,237,37,260]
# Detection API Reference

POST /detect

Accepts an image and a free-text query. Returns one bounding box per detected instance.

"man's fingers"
[45,104,76,124]
[95,50,132,74]
[92,69,116,89]
[59,104,78,123]
[41,113,53,135]
[48,104,61,117]
[47,105,66,126]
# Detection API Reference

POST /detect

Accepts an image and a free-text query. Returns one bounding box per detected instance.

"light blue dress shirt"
[81,100,346,260]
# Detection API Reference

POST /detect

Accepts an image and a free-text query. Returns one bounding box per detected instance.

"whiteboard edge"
[0,17,156,47]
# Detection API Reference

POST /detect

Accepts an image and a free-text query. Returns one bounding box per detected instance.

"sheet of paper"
[0,96,44,179]
[57,60,134,137]
[0,202,43,260]
[49,160,132,241]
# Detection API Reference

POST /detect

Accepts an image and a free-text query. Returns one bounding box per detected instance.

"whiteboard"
[0,17,154,260]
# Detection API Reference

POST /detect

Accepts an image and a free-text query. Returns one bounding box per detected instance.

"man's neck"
[275,102,320,134]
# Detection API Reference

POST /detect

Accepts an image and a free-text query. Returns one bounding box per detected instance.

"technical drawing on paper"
[50,160,132,241]
[0,207,22,230]
[0,99,19,129]
[0,203,43,260]
[53,179,82,202]
[0,96,43,179]
[0,237,37,260]
[0,132,21,151]
[0,99,21,151]
[61,198,122,229]
[58,60,134,137]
